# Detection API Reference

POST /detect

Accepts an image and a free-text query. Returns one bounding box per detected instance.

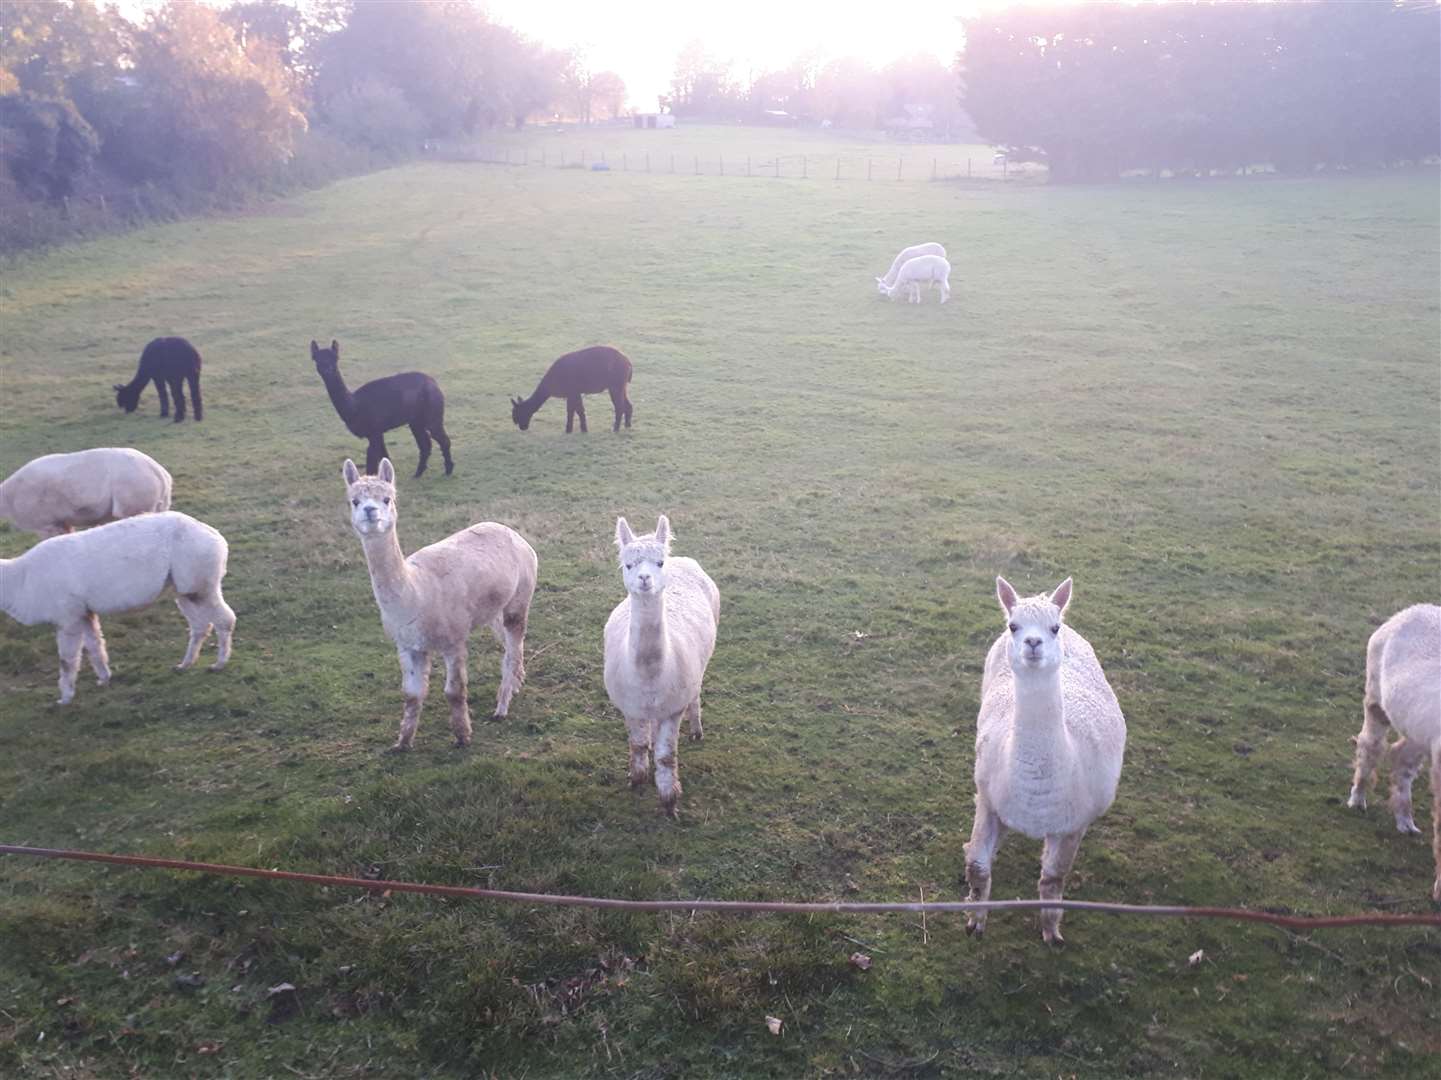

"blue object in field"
[591,162,611,171]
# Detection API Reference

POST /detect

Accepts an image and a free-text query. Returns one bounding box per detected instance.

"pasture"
[1,127,1438,1078]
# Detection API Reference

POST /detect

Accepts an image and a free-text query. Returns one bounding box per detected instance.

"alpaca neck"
[1010,669,1067,749]
[318,368,358,428]
[520,379,551,418]
[357,527,414,612]
[0,558,25,621]
[627,591,669,675]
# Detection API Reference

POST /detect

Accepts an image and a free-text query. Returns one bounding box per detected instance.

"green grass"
[1,127,1438,1078]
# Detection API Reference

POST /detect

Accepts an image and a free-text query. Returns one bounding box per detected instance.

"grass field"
[1,127,1439,1078]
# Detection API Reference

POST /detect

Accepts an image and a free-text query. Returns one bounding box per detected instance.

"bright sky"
[479,2,968,110]
[116,1,978,111]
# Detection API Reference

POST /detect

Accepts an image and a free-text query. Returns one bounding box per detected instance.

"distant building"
[884,104,935,132]
[633,112,677,129]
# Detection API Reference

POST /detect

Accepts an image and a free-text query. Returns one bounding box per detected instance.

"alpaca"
[0,511,234,703]
[0,447,171,538]
[603,514,720,816]
[313,340,454,478]
[964,577,1126,944]
[1346,603,1441,901]
[511,345,633,434]
[115,337,203,421]
[881,255,951,304]
[876,241,946,293]
[342,458,536,750]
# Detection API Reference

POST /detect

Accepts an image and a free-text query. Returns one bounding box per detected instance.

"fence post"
[623,152,627,171]
[867,158,872,181]
[775,156,780,178]
[747,155,751,177]
[1003,157,1008,179]
[835,158,840,180]
[670,153,675,173]
[582,149,587,165]
[601,150,606,164]
[931,158,936,181]
[695,155,700,175]
[560,149,565,167]
[802,155,806,179]
[523,148,528,166]
[897,157,902,180]
[967,158,971,178]
[646,151,651,172]
[720,153,724,176]
[541,148,546,166]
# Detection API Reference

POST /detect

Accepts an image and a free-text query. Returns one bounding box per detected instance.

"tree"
[589,71,627,121]
[0,93,100,199]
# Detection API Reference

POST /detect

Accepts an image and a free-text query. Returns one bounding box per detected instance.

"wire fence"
[434,143,1039,184]
[5,845,1438,931]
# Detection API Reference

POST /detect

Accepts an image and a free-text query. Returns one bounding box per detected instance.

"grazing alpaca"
[511,345,633,434]
[881,255,952,304]
[114,337,203,421]
[0,511,234,703]
[876,241,946,293]
[312,340,453,478]
[0,447,171,538]
[603,514,720,816]
[1347,603,1441,901]
[964,577,1126,944]
[342,458,537,750]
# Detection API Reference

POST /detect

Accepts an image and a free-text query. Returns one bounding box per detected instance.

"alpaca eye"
[1050,625,1060,635]
[1008,623,1019,633]
[351,499,359,507]
[382,497,391,505]
[625,563,632,570]
[657,560,664,568]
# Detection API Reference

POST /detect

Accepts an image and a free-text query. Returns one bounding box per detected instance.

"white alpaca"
[1346,603,1441,901]
[876,241,946,293]
[0,447,172,538]
[881,254,952,304]
[0,511,234,703]
[964,576,1126,944]
[603,514,720,816]
[342,458,537,751]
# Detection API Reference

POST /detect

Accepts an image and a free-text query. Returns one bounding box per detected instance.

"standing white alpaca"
[0,511,234,703]
[964,576,1126,944]
[342,458,537,750]
[603,514,720,816]
[1346,603,1441,901]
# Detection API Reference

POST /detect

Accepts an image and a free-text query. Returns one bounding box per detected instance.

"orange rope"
[3,844,1438,929]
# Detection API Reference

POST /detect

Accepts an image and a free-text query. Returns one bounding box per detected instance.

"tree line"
[961,1,1440,182]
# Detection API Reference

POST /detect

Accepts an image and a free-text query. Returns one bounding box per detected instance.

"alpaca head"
[114,382,140,412]
[342,457,397,538]
[510,395,532,431]
[996,575,1072,675]
[311,339,341,379]
[615,514,672,598]
[875,276,890,295]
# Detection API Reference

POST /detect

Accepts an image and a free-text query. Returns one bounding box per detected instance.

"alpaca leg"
[1431,748,1441,902]
[365,437,389,476]
[490,608,527,718]
[564,397,578,434]
[393,648,431,751]
[1388,736,1426,835]
[963,796,1006,937]
[1038,830,1087,945]
[188,371,203,421]
[654,712,683,817]
[442,647,471,747]
[575,398,588,433]
[609,386,625,431]
[624,393,633,428]
[409,420,432,478]
[174,594,212,670]
[685,695,702,741]
[81,612,110,687]
[940,278,951,304]
[155,377,170,418]
[170,376,186,422]
[205,592,236,671]
[626,716,652,788]
[432,424,454,475]
[55,622,85,704]
[1348,699,1391,809]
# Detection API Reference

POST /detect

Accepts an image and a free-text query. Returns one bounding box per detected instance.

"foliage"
[0,137,1438,1075]
[960,1,1441,181]
[320,75,425,155]
[0,92,99,199]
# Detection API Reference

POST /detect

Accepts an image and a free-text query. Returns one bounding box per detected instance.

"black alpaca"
[510,345,634,433]
[115,337,203,422]
[311,339,454,478]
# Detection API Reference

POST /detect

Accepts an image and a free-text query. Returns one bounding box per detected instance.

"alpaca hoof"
[964,918,984,938]
[487,712,506,723]
[207,660,227,673]
[453,736,471,749]
[629,771,648,789]
[1042,929,1066,948]
[444,464,454,476]
[174,661,194,671]
[1347,790,1366,810]
[1397,818,1421,836]
[386,742,412,754]
[689,730,703,742]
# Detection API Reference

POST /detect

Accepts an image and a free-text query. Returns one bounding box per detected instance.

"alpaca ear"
[378,458,395,484]
[996,576,1019,615]
[113,383,124,392]
[342,459,360,485]
[1049,577,1073,615]
[310,340,319,358]
[615,516,635,547]
[654,514,671,548]
[330,340,339,354]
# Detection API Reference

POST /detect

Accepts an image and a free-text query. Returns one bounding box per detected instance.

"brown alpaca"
[511,346,633,434]
[311,340,454,478]
[115,337,203,422]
